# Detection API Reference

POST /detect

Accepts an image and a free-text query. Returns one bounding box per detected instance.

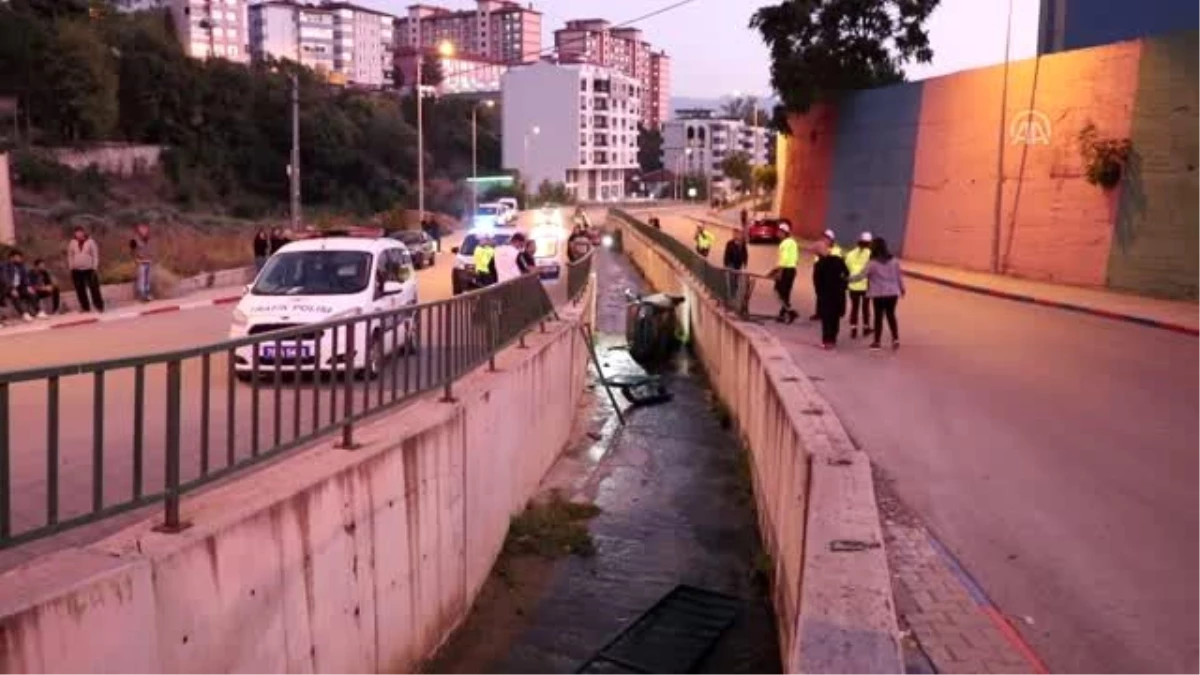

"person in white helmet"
[844,231,873,339]
[771,220,800,323]
[809,229,843,320]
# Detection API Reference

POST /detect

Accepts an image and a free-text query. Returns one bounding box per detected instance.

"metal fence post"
[155,360,190,533]
[440,303,456,402]
[337,320,359,449]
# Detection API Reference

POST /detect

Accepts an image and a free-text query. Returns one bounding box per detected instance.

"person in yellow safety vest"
[694,225,715,258]
[845,231,874,339]
[473,235,497,287]
[810,229,844,320]
[772,220,800,323]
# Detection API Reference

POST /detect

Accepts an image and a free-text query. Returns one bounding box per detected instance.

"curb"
[904,270,1199,337]
[0,294,242,337]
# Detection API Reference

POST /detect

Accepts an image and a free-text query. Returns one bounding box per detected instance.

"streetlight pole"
[289,73,300,231]
[470,99,494,217]
[415,19,425,223]
[523,125,540,186]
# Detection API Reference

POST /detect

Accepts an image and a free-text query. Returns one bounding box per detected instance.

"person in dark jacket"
[253,229,270,272]
[517,237,537,275]
[812,240,849,349]
[29,259,61,316]
[722,229,748,307]
[3,250,36,321]
[270,227,289,254]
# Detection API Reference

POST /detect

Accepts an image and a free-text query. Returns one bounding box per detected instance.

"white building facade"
[501,61,640,202]
[249,1,394,87]
[661,109,773,197]
[170,0,249,62]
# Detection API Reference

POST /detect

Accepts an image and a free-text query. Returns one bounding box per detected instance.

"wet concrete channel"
[424,249,781,673]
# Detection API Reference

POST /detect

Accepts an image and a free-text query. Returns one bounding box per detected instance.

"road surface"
[0,210,584,563]
[643,211,1199,674]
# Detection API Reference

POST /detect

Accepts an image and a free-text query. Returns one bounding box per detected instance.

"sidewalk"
[0,284,244,337]
[900,261,1198,336]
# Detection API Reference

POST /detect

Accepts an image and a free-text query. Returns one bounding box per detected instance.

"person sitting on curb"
[29,259,62,316]
[3,249,37,321]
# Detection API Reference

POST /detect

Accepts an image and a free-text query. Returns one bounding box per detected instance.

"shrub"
[1078,123,1132,190]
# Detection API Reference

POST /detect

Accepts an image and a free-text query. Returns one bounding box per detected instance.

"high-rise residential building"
[394,0,542,65]
[394,49,507,95]
[249,1,395,88]
[117,0,249,62]
[661,109,773,198]
[502,61,641,202]
[170,0,250,62]
[1037,0,1198,55]
[552,19,670,130]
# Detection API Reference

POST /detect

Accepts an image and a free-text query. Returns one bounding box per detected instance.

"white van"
[229,236,419,379]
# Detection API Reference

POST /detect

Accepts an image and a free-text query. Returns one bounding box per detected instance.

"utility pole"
[289,73,301,231]
[471,103,478,217]
[415,19,425,223]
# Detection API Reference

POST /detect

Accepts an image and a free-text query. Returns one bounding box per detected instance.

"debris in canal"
[503,489,602,558]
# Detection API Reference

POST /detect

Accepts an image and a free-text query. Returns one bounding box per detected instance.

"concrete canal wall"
[614,213,903,673]
[0,289,595,672]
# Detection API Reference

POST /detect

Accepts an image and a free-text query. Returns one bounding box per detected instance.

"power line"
[411,0,704,82]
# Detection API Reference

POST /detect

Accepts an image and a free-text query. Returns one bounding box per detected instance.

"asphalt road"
[646,211,1199,674]
[0,208,590,558]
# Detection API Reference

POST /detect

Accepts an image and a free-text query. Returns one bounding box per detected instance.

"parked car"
[388,229,436,269]
[747,217,790,244]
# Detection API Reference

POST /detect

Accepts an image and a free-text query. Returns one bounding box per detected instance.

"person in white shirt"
[493,232,527,284]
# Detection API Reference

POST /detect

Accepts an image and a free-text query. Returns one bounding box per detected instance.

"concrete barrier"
[613,212,902,673]
[0,286,596,673]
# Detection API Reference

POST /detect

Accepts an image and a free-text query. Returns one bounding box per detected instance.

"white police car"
[229,235,419,379]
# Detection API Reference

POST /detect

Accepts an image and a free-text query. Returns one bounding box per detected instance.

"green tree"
[753,164,778,193]
[720,96,767,126]
[43,19,119,141]
[719,151,753,192]
[420,53,444,88]
[636,124,663,173]
[10,0,92,20]
[532,180,573,206]
[750,0,938,128]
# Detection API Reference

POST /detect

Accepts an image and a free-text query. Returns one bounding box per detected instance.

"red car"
[747,218,790,244]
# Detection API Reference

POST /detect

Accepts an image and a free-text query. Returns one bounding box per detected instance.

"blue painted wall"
[824,82,923,254]
[1041,0,1199,54]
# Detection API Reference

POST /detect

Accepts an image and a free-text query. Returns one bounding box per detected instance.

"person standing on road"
[129,223,154,302]
[494,232,524,283]
[517,237,538,275]
[845,232,873,339]
[422,215,441,253]
[269,227,288,254]
[771,222,799,323]
[29,259,61,316]
[809,229,844,320]
[848,236,905,350]
[723,228,748,307]
[694,224,715,259]
[473,234,497,287]
[67,226,104,313]
[253,229,270,272]
[812,240,850,349]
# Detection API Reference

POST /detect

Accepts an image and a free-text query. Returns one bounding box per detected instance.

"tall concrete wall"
[0,292,594,673]
[616,212,902,674]
[1105,30,1200,298]
[778,29,1198,300]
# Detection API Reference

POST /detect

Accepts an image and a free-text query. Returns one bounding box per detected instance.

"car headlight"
[232,308,248,326]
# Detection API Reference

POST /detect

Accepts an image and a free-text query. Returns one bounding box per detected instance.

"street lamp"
[471,99,495,216]
[523,125,540,186]
[270,66,301,231]
[675,147,692,200]
[415,32,455,223]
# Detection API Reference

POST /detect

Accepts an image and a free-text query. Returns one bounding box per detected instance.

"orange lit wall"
[778,104,837,239]
[905,40,1141,285]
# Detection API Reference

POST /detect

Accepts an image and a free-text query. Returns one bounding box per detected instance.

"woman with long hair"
[848,236,905,350]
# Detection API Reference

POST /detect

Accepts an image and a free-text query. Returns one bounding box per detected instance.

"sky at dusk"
[357,0,1043,98]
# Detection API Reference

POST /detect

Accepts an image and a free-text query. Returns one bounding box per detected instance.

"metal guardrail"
[566,247,596,304]
[0,254,593,549]
[609,209,761,318]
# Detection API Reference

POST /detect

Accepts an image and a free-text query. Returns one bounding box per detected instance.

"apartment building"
[661,109,773,197]
[394,49,507,95]
[502,61,640,202]
[394,0,542,65]
[249,1,395,88]
[552,19,670,129]
[166,0,250,62]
